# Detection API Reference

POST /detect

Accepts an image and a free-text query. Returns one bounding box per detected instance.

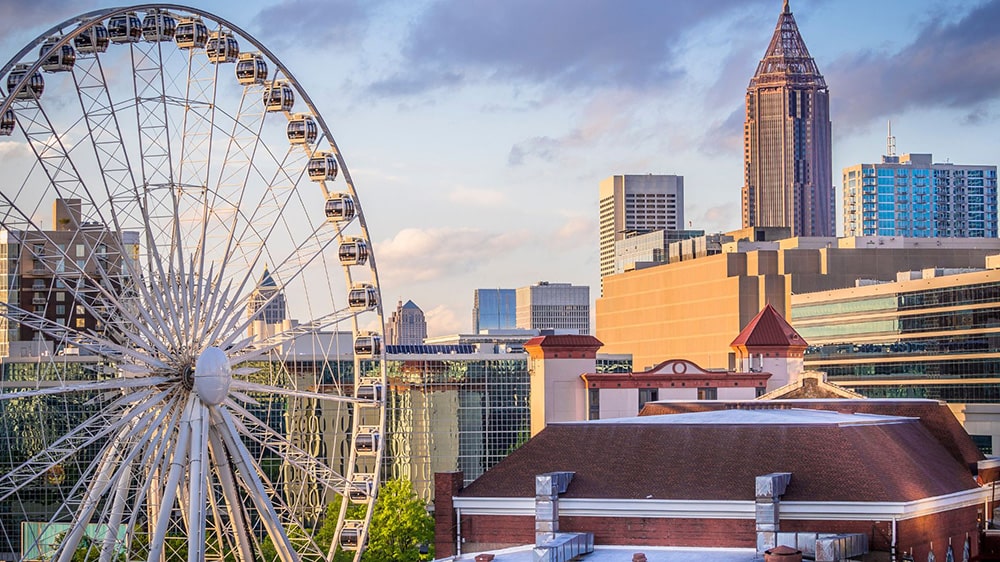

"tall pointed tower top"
[750,0,826,88]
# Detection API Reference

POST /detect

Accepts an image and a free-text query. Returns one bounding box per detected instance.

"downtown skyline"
[1,0,998,336]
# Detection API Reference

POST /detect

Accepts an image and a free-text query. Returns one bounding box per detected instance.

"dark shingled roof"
[730,304,806,348]
[459,409,978,503]
[641,399,985,471]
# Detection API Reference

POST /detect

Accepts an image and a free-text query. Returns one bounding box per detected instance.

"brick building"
[435,399,996,561]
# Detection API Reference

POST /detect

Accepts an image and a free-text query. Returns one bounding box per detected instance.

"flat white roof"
[567,408,913,426]
[438,545,757,562]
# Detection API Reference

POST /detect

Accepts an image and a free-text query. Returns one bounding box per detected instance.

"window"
[588,389,600,420]
[638,388,659,411]
[697,387,718,400]
[56,292,65,302]
[75,318,86,328]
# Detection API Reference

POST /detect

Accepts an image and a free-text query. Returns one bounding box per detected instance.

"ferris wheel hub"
[193,346,231,405]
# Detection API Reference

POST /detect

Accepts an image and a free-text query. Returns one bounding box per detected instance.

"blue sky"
[3,0,999,335]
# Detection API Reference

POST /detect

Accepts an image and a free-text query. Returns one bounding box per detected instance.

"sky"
[3,0,1000,337]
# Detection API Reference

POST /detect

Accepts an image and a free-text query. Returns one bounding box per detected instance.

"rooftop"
[730,304,806,348]
[438,545,756,562]
[580,408,909,427]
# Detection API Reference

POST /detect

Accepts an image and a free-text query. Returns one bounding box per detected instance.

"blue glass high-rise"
[472,288,516,333]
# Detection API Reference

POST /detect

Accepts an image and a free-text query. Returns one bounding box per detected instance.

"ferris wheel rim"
[0,4,389,561]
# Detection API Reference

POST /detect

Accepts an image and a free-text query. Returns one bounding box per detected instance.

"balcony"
[31,295,47,305]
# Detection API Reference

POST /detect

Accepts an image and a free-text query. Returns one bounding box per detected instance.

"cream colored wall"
[530,356,592,435]
[599,388,638,419]
[717,387,761,400]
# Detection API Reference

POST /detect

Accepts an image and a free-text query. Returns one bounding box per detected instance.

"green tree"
[363,479,434,562]
[261,479,434,562]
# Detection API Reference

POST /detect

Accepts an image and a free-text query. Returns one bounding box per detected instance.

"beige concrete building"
[599,174,684,284]
[596,235,1000,371]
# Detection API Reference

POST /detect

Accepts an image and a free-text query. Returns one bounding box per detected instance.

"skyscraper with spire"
[743,0,833,237]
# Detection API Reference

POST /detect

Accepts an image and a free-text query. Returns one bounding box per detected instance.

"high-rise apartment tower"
[743,0,833,237]
[843,152,998,238]
[599,174,684,284]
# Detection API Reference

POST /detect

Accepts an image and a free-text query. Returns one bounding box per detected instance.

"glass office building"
[791,265,1000,451]
[843,153,998,238]
[472,289,517,334]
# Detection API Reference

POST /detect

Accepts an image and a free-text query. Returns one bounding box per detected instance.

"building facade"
[599,174,684,283]
[0,198,139,357]
[791,260,1000,452]
[386,299,428,345]
[515,282,590,335]
[843,153,998,238]
[596,236,1000,371]
[472,288,516,333]
[743,0,833,237]
[613,228,704,275]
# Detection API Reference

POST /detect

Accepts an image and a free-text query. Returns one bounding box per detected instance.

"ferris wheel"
[0,5,386,562]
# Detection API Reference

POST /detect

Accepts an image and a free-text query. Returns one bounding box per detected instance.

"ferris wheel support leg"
[187,404,209,562]
[147,395,196,562]
[100,455,135,562]
[211,405,300,562]
[209,430,255,562]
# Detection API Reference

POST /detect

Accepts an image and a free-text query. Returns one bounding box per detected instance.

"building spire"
[749,0,826,88]
[886,120,896,157]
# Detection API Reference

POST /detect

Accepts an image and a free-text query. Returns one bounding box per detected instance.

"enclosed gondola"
[353,428,380,455]
[348,283,378,312]
[324,193,355,222]
[348,475,375,504]
[307,151,338,182]
[0,109,15,136]
[340,522,363,550]
[286,113,317,145]
[107,12,143,43]
[142,10,176,42]
[39,37,75,72]
[206,30,239,63]
[235,52,267,85]
[175,17,208,49]
[353,334,381,358]
[338,237,369,266]
[74,23,109,53]
[262,81,294,112]
[7,64,44,100]
[355,378,383,402]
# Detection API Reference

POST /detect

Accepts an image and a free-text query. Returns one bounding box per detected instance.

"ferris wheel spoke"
[0,386,165,506]
[229,380,367,407]
[225,304,361,362]
[0,375,170,401]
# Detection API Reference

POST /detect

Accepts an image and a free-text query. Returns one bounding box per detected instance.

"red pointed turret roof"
[730,304,806,349]
[749,0,826,89]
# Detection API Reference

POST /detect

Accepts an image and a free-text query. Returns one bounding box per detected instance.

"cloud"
[370,0,772,97]
[374,226,532,285]
[694,202,741,233]
[697,106,744,158]
[508,92,639,166]
[447,186,507,207]
[423,304,464,337]
[251,0,371,51]
[550,216,596,251]
[0,1,88,38]
[827,0,1000,129]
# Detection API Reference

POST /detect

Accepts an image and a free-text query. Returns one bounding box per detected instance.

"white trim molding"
[453,487,990,522]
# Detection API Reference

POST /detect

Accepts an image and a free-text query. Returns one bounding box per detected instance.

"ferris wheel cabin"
[307,152,338,182]
[286,113,317,145]
[7,64,44,100]
[348,475,375,504]
[107,12,143,43]
[353,333,381,358]
[263,82,294,112]
[0,109,15,136]
[324,193,356,222]
[39,38,75,72]
[142,10,177,42]
[338,238,369,267]
[175,18,208,49]
[236,52,267,85]
[340,521,363,551]
[355,377,384,402]
[74,23,109,53]
[206,31,239,63]
[348,283,378,312]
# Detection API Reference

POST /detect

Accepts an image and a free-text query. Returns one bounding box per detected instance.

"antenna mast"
[886,120,896,157]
